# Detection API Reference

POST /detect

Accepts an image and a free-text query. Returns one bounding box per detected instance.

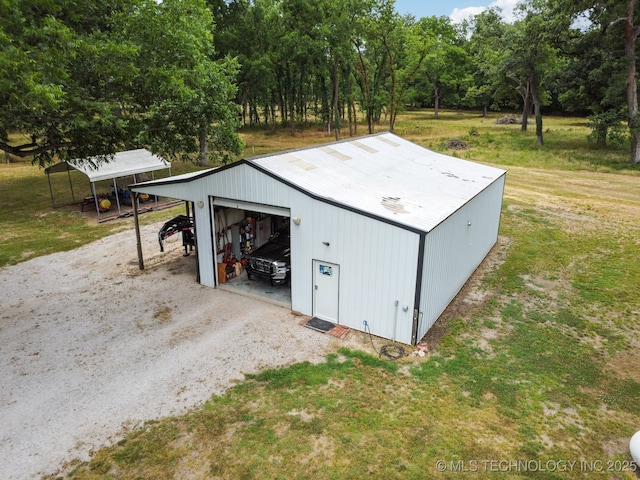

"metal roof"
[45,148,170,183]
[248,133,506,232]
[131,133,506,233]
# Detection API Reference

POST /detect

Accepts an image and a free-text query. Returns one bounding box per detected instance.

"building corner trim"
[411,232,427,345]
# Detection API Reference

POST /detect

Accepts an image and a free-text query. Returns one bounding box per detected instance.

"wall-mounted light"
[196,200,205,209]
[322,241,330,247]
[467,221,472,227]
[293,216,301,225]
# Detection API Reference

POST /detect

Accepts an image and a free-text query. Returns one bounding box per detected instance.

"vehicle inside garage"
[212,207,291,307]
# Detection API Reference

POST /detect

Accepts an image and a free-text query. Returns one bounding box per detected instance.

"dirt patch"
[607,347,640,383]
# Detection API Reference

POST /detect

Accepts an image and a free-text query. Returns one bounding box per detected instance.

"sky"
[393,0,521,24]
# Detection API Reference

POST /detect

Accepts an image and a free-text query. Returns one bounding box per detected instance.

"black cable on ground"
[379,344,406,360]
[363,320,407,361]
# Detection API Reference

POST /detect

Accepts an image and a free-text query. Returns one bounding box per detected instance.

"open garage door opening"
[213,203,291,308]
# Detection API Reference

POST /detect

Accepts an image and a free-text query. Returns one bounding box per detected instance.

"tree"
[416,16,471,118]
[520,3,561,145]
[464,9,507,116]
[212,0,280,128]
[382,14,433,131]
[119,0,243,165]
[0,0,243,167]
[371,4,405,132]
[553,0,640,163]
[618,0,640,163]
[0,0,142,166]
[556,25,627,145]
[485,2,562,145]
[317,0,360,139]
[350,0,396,134]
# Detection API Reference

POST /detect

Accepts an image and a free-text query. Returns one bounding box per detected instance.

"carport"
[44,149,171,218]
[128,174,293,307]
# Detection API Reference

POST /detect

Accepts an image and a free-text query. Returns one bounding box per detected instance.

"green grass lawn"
[4,111,640,479]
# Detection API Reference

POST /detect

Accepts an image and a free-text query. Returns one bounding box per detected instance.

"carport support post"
[112,178,121,214]
[91,181,101,219]
[131,191,144,270]
[67,168,75,203]
[47,173,55,208]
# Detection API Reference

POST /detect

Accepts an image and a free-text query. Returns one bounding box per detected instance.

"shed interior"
[210,206,292,307]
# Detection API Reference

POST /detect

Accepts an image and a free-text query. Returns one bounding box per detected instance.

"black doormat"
[305,317,336,333]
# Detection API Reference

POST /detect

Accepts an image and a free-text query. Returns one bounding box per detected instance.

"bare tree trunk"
[242,102,247,127]
[521,81,531,132]
[530,74,543,145]
[354,41,374,134]
[382,36,397,133]
[288,68,296,136]
[198,124,208,167]
[623,0,640,163]
[289,105,295,136]
[352,100,358,135]
[332,57,340,141]
[434,83,440,119]
[347,97,353,136]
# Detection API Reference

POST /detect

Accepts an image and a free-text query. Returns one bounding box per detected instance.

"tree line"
[1,0,639,165]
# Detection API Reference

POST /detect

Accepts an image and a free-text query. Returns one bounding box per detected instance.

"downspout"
[411,232,427,346]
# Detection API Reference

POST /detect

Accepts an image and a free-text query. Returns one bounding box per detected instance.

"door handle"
[314,285,318,290]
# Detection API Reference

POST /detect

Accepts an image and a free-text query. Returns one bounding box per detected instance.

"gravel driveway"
[0,223,344,479]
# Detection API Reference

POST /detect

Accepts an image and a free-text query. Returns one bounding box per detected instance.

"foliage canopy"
[1,0,639,163]
[0,0,242,166]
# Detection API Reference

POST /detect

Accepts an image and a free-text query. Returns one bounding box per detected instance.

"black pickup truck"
[244,225,290,285]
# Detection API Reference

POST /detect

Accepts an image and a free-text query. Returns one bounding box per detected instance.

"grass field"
[3,111,640,479]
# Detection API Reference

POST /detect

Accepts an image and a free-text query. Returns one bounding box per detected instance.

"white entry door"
[313,260,340,323]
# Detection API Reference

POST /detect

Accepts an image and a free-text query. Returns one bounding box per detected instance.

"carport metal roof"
[45,149,171,217]
[45,149,170,182]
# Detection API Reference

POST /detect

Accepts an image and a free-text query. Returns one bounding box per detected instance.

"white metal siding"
[293,199,420,345]
[131,182,198,201]
[416,176,505,342]
[192,167,420,344]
